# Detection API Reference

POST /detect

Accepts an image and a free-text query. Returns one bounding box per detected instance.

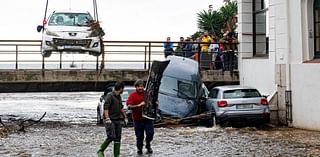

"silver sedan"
[205,85,270,126]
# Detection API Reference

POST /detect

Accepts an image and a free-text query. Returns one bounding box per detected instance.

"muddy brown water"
[1,92,320,156]
[1,123,320,157]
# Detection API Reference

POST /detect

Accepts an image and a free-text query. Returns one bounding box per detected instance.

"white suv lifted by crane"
[37,10,103,57]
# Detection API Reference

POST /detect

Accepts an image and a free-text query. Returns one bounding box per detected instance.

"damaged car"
[143,56,210,125]
[37,10,104,57]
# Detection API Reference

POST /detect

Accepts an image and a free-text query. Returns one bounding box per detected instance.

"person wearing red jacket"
[127,79,154,155]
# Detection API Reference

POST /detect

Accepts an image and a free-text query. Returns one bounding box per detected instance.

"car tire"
[207,113,218,127]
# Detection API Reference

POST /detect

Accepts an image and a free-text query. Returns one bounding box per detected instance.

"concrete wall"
[240,58,276,95]
[291,64,320,131]
[239,0,320,130]
[0,69,238,83]
[238,0,277,96]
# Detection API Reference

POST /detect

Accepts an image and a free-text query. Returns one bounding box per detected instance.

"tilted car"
[205,85,270,126]
[157,56,209,119]
[97,86,135,126]
[37,10,103,57]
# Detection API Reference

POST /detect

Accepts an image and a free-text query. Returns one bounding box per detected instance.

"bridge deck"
[0,69,238,92]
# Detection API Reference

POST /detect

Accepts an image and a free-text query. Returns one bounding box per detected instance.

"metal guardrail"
[0,40,238,72]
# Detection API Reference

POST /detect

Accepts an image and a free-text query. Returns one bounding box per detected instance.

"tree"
[196,0,237,37]
[197,10,223,37]
[220,0,238,34]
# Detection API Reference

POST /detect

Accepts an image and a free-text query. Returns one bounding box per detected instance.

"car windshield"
[48,12,93,26]
[223,89,261,99]
[159,76,197,99]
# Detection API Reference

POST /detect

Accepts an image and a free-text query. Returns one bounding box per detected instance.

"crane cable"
[93,0,105,72]
[93,0,99,22]
[42,0,49,30]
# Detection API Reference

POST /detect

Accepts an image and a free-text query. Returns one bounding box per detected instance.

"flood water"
[0,92,320,157]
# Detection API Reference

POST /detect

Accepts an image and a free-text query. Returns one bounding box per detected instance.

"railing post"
[148,42,151,70]
[42,56,45,70]
[96,56,99,71]
[198,43,201,70]
[60,52,62,69]
[15,45,18,70]
[144,46,147,70]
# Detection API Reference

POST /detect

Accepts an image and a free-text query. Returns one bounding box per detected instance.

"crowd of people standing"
[163,30,238,71]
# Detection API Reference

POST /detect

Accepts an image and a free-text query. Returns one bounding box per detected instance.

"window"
[48,13,92,26]
[253,0,269,57]
[209,89,219,98]
[159,76,197,99]
[223,89,261,99]
[314,0,320,58]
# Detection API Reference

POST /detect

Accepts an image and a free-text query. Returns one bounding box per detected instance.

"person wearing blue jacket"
[163,37,174,58]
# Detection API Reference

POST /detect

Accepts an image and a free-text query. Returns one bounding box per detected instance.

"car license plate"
[236,104,253,109]
[64,45,81,49]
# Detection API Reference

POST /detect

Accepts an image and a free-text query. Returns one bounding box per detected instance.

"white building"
[238,0,320,131]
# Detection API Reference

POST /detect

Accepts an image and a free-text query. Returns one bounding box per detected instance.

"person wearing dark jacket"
[127,79,154,155]
[97,81,126,157]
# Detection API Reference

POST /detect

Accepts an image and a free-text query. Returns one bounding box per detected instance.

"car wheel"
[207,113,217,127]
[212,114,217,127]
[97,106,103,125]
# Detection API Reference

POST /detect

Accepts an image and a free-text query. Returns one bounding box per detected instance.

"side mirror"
[37,25,43,32]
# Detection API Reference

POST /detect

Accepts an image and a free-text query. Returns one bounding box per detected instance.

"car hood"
[46,26,92,38]
[158,93,198,118]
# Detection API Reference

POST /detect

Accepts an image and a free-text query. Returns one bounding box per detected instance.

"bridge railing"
[0,40,238,72]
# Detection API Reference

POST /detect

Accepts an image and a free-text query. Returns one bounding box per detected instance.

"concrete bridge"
[0,69,238,92]
[0,40,239,92]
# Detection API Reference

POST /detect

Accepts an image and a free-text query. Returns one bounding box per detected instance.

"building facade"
[238,0,320,131]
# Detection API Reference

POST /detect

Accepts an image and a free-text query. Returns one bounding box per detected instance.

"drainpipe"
[285,0,293,126]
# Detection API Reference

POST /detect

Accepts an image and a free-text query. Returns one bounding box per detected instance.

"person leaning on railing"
[200,31,213,70]
[174,37,185,57]
[200,31,212,52]
[183,37,194,58]
[219,32,238,71]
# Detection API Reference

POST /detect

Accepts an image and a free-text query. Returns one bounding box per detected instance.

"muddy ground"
[1,92,320,157]
[1,122,320,157]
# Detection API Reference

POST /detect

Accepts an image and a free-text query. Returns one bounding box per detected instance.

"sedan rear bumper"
[217,112,270,123]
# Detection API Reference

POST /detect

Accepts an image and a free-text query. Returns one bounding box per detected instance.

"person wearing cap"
[127,79,154,155]
[97,81,126,157]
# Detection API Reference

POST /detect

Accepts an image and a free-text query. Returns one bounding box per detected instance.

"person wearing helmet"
[127,79,154,155]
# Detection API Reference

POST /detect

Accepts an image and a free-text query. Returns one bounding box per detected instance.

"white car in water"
[97,86,136,126]
[37,10,103,57]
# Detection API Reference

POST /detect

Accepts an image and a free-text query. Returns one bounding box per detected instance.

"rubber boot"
[146,143,153,154]
[113,142,121,157]
[97,140,109,157]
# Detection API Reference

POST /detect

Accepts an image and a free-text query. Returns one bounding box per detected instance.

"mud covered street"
[1,92,320,156]
[1,123,320,157]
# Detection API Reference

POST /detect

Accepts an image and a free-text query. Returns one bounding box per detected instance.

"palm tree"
[197,10,223,36]
[196,0,237,37]
[220,0,237,33]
